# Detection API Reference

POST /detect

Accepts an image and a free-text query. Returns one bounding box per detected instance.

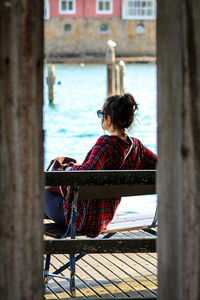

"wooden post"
[0,1,44,299]
[106,43,116,96]
[157,0,200,299]
[115,64,120,95]
[182,1,200,298]
[46,65,56,104]
[119,60,125,95]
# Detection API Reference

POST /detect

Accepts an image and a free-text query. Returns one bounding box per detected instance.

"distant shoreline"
[44,56,156,64]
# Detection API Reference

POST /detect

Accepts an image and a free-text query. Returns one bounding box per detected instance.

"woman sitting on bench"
[45,93,157,238]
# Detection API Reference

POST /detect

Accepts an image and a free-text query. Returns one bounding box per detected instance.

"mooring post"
[46,65,56,104]
[106,41,116,96]
[115,64,120,95]
[119,60,125,95]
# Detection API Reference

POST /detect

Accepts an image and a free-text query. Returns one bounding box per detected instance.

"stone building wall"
[44,17,156,61]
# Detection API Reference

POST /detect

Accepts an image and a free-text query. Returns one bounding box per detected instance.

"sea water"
[43,63,157,215]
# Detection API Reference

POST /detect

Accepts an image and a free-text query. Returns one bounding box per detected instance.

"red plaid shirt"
[63,135,157,238]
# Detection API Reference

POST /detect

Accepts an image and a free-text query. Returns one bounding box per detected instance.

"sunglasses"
[97,110,106,118]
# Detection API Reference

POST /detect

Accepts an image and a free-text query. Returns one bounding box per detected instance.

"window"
[135,23,146,34]
[99,23,109,34]
[60,0,76,14]
[96,0,112,14]
[122,0,156,20]
[44,0,50,19]
[64,24,72,34]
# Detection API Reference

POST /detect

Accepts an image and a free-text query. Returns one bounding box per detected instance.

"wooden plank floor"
[44,230,157,299]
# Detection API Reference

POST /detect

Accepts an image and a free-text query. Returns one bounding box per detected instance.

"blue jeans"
[44,190,66,226]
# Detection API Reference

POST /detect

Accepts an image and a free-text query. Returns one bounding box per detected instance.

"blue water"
[44,63,157,215]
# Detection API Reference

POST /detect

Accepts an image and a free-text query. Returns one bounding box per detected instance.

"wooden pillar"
[46,65,56,104]
[115,64,120,95]
[182,1,200,298]
[0,1,44,300]
[119,60,125,95]
[106,44,116,96]
[157,0,200,299]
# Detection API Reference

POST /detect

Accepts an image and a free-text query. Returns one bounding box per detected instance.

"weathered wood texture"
[0,1,44,300]
[106,45,116,96]
[157,0,200,299]
[182,0,200,299]
[45,170,156,199]
[45,170,156,186]
[46,65,56,104]
[44,238,156,254]
[157,0,183,299]
[45,170,156,185]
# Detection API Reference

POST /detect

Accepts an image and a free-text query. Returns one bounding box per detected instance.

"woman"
[45,93,157,238]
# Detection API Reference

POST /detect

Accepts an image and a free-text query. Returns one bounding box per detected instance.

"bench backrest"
[45,170,156,199]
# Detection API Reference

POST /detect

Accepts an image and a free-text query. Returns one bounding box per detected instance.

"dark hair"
[103,93,138,131]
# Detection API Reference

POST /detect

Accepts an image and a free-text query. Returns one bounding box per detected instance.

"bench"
[44,170,157,298]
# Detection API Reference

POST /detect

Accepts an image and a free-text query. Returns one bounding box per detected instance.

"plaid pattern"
[63,135,157,238]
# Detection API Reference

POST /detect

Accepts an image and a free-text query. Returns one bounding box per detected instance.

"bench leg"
[69,253,76,297]
[69,184,79,298]
[44,254,51,284]
[143,228,157,236]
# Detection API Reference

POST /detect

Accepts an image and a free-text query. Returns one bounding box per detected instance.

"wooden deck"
[44,230,157,299]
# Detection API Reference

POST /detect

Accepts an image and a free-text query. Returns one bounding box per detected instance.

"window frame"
[135,23,146,34]
[44,0,50,19]
[64,23,73,34]
[96,0,113,15]
[122,0,156,20]
[99,23,109,34]
[59,0,76,14]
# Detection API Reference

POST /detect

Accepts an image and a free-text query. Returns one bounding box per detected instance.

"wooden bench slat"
[78,184,155,199]
[44,238,156,254]
[45,170,156,187]
[45,170,156,199]
[103,213,155,233]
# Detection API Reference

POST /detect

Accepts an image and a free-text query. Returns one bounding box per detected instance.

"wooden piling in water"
[115,64,120,95]
[46,65,56,104]
[119,60,125,95]
[106,42,126,96]
[106,44,116,96]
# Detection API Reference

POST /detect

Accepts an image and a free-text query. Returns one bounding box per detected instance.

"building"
[44,0,156,62]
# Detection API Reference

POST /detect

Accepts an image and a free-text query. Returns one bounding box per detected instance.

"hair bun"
[103,93,138,131]
[121,94,138,112]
